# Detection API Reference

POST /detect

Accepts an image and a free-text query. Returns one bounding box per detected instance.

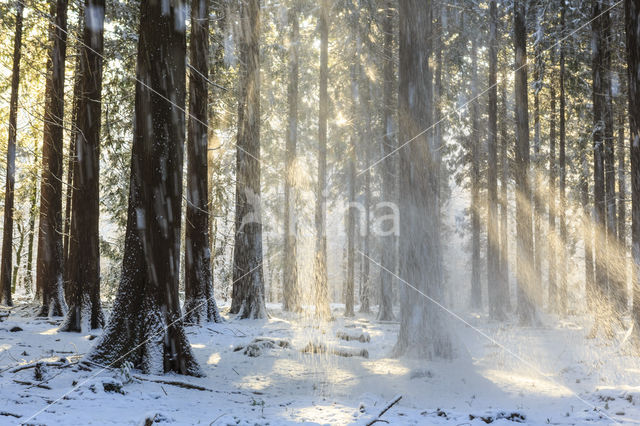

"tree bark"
[231,0,267,319]
[0,0,24,307]
[377,0,396,322]
[313,0,331,319]
[514,0,536,325]
[394,0,452,358]
[499,68,511,313]
[359,60,372,314]
[626,0,640,340]
[184,0,222,325]
[282,4,301,313]
[36,0,69,317]
[87,0,201,375]
[470,37,482,310]
[592,0,612,332]
[60,0,106,332]
[559,1,568,314]
[549,76,558,311]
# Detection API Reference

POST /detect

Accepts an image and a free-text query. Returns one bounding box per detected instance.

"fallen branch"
[13,379,52,390]
[133,375,213,392]
[0,411,21,418]
[365,395,402,426]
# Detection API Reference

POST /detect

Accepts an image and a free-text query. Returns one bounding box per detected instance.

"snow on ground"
[1,301,639,425]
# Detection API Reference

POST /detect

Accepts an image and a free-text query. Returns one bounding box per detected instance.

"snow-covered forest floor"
[1,301,639,425]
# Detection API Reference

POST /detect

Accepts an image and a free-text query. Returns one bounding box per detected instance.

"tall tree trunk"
[487,0,502,320]
[617,74,628,314]
[514,0,536,325]
[25,150,38,295]
[626,0,640,340]
[592,0,611,332]
[345,61,358,318]
[559,1,568,314]
[60,0,106,332]
[499,68,511,312]
[549,78,558,310]
[532,8,543,308]
[394,0,452,358]
[314,0,330,319]
[63,9,83,289]
[359,65,372,314]
[36,0,69,317]
[470,37,482,310]
[0,0,24,307]
[378,0,395,321]
[282,4,300,312]
[184,0,222,324]
[602,0,620,315]
[231,0,267,319]
[87,0,201,375]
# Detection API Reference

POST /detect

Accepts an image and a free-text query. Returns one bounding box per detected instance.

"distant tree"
[470,35,481,310]
[36,0,69,317]
[0,0,24,307]
[558,0,568,313]
[394,0,453,358]
[184,0,222,324]
[513,0,536,325]
[377,0,395,322]
[60,0,106,332]
[87,0,201,375]
[282,3,301,312]
[231,0,267,319]
[314,0,331,319]
[487,0,503,320]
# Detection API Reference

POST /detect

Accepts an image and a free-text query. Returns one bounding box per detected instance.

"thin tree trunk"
[592,0,611,333]
[0,0,24,307]
[532,8,543,307]
[549,79,558,310]
[231,0,267,319]
[60,0,106,332]
[499,68,511,312]
[559,1,568,314]
[470,37,481,310]
[345,61,358,318]
[282,4,300,313]
[184,0,222,324]
[25,151,38,295]
[36,0,69,317]
[313,0,330,319]
[359,65,372,314]
[378,0,395,321]
[617,75,628,314]
[487,0,502,320]
[87,0,201,375]
[514,0,536,325]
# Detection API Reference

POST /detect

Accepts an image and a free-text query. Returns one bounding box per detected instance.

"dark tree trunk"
[559,1,568,314]
[314,0,331,319]
[282,4,300,312]
[87,0,201,376]
[499,69,511,312]
[626,0,640,340]
[470,37,482,310]
[377,0,396,322]
[487,0,502,320]
[0,0,24,307]
[592,0,611,332]
[616,76,628,314]
[184,0,222,324]
[231,0,267,319]
[394,0,452,358]
[532,9,543,308]
[36,0,69,317]
[549,77,558,311]
[60,0,106,332]
[63,9,83,290]
[514,0,536,325]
